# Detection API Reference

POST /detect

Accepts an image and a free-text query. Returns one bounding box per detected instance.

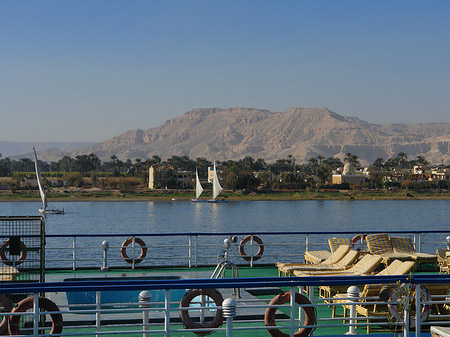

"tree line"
[0,151,447,191]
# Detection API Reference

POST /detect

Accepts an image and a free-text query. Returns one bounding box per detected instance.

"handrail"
[2,274,448,294]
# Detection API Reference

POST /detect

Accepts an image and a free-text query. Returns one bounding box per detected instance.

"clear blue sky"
[1,0,449,142]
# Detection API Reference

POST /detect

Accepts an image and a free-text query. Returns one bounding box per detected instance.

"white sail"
[195,168,204,199]
[33,147,47,210]
[212,161,223,200]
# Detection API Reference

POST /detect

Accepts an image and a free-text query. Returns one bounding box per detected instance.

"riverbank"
[2,188,450,201]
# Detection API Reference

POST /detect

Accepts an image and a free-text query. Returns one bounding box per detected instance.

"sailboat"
[191,168,208,202]
[33,147,64,215]
[207,161,228,203]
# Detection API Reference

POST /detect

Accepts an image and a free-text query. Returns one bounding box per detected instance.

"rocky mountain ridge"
[9,107,450,165]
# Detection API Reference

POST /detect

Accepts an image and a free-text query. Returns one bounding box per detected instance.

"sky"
[1,0,450,143]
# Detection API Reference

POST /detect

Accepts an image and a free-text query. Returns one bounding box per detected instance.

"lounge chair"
[276,244,351,276]
[366,233,413,266]
[303,237,351,264]
[292,253,382,277]
[436,248,449,274]
[279,249,359,276]
[328,237,352,253]
[331,260,415,333]
[390,236,437,269]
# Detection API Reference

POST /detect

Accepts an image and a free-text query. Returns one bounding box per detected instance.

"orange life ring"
[120,237,147,264]
[265,291,315,337]
[9,296,63,335]
[0,294,12,335]
[179,288,224,335]
[388,284,432,328]
[0,240,27,266]
[239,235,264,262]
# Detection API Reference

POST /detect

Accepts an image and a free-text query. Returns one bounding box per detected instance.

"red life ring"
[0,240,27,266]
[351,234,367,248]
[120,237,147,264]
[388,284,432,328]
[0,294,12,334]
[179,288,224,335]
[9,296,63,335]
[239,235,264,262]
[265,291,315,337]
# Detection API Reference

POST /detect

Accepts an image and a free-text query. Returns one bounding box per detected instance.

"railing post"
[346,286,359,335]
[139,290,152,337]
[189,235,193,268]
[223,297,237,337]
[132,236,136,269]
[415,284,421,337]
[403,288,410,337]
[290,286,296,336]
[305,234,310,252]
[417,233,422,252]
[72,236,76,271]
[96,290,101,337]
[250,235,254,268]
[164,289,171,337]
[33,292,39,336]
[101,240,109,271]
[195,235,198,267]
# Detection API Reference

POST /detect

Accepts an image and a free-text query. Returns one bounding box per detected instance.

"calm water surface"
[1,200,449,235]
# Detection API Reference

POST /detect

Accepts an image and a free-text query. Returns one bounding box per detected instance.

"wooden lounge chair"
[366,233,413,266]
[0,266,19,281]
[279,249,359,276]
[436,248,449,274]
[276,244,351,276]
[331,260,416,334]
[390,236,437,269]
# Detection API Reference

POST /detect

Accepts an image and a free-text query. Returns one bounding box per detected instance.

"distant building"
[148,163,193,189]
[332,163,366,186]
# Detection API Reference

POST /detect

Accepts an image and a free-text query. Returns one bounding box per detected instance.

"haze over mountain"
[7,107,450,165]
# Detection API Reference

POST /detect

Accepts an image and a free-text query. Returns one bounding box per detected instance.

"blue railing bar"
[43,229,450,238]
[1,274,439,294]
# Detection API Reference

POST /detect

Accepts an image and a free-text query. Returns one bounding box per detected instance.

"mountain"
[0,141,94,161]
[8,107,450,164]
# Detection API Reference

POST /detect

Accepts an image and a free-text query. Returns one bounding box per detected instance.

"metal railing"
[0,274,449,336]
[42,230,450,270]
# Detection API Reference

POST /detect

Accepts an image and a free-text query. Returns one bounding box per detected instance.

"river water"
[0,199,449,235]
[1,200,449,266]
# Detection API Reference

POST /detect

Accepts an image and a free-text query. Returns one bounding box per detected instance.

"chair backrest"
[390,236,415,253]
[322,244,350,264]
[377,259,404,275]
[328,237,352,253]
[366,233,394,255]
[349,254,382,274]
[436,248,448,260]
[336,250,359,267]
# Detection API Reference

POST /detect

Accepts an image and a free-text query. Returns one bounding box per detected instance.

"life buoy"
[120,237,147,264]
[179,288,224,335]
[239,235,264,262]
[265,291,315,337]
[9,296,63,335]
[0,294,12,335]
[0,240,27,266]
[388,284,431,328]
[351,234,367,248]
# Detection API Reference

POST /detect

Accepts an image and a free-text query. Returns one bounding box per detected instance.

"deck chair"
[436,248,449,274]
[328,237,352,253]
[390,236,436,269]
[366,233,413,266]
[292,254,382,277]
[331,260,415,334]
[304,250,331,264]
[279,249,359,276]
[276,244,351,276]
